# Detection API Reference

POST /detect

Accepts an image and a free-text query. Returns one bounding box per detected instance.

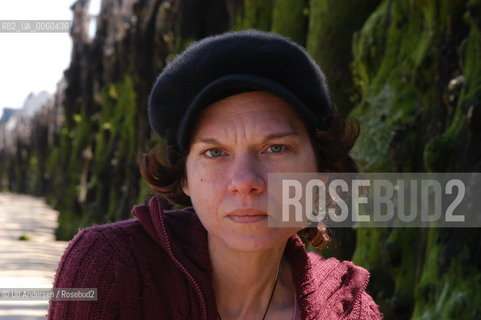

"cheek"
[183,158,206,195]
[186,165,223,204]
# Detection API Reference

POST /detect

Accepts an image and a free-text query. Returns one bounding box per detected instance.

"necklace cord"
[216,262,281,320]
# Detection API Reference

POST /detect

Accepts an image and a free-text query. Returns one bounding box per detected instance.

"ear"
[181,176,190,197]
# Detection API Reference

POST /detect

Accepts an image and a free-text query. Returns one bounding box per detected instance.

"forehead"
[192,91,307,134]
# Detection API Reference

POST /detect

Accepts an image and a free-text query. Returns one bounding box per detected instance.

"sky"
[0,0,101,118]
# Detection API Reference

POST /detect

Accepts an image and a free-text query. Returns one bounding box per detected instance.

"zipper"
[153,197,209,320]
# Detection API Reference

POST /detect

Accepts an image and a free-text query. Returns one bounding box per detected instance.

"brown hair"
[139,110,359,249]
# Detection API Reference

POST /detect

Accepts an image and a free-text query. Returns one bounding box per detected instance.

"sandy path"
[0,193,68,320]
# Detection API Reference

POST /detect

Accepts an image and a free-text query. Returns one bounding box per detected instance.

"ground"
[0,193,68,320]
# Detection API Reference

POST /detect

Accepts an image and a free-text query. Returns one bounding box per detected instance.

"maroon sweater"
[48,196,382,319]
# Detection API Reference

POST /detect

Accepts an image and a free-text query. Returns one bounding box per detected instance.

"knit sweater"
[48,196,382,319]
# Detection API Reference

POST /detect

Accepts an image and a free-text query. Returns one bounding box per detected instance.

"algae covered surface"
[350,1,481,319]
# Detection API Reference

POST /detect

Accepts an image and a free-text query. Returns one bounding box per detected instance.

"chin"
[220,231,293,252]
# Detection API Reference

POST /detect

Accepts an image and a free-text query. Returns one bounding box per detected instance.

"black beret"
[148,29,333,153]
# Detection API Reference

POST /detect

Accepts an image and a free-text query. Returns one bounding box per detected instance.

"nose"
[227,153,266,195]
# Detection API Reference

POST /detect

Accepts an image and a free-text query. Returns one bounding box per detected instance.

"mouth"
[226,209,268,224]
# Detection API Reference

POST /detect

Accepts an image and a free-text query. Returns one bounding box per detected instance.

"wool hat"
[148,29,333,153]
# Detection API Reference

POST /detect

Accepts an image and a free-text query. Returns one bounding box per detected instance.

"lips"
[226,209,268,224]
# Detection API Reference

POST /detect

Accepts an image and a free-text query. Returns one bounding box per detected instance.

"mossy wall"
[307,0,380,115]
[1,0,480,318]
[351,0,481,319]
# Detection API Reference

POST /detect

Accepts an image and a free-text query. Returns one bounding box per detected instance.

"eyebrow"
[261,130,299,143]
[193,130,300,145]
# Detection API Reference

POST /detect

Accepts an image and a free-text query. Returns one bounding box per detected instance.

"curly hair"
[139,109,359,250]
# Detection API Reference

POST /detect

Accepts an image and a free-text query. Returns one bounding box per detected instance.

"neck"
[209,235,295,320]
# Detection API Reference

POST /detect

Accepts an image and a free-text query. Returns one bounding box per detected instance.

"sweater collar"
[132,196,370,320]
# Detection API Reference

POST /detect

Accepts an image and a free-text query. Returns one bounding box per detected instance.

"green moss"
[45,148,59,179]
[94,75,137,165]
[423,2,480,173]
[409,7,481,315]
[55,183,83,240]
[234,0,274,31]
[385,228,425,315]
[27,154,39,193]
[412,229,481,319]
[352,228,393,316]
[137,179,152,205]
[351,1,388,90]
[462,2,481,105]
[348,2,481,318]
[52,75,139,238]
[423,107,464,172]
[350,83,418,171]
[351,1,465,172]
[352,228,387,267]
[105,187,120,222]
[307,0,380,115]
[80,74,140,224]
[18,233,32,241]
[271,0,308,45]
[70,112,91,160]
[115,76,137,161]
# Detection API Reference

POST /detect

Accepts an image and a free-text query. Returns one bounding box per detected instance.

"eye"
[266,144,287,153]
[204,148,225,158]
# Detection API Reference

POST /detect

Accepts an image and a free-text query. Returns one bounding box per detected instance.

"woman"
[48,30,382,319]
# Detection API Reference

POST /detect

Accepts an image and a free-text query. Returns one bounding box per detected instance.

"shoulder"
[57,219,146,265]
[48,219,150,319]
[306,252,370,291]
[50,218,148,294]
[305,252,383,319]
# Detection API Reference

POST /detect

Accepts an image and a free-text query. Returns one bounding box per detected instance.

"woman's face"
[182,91,318,251]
